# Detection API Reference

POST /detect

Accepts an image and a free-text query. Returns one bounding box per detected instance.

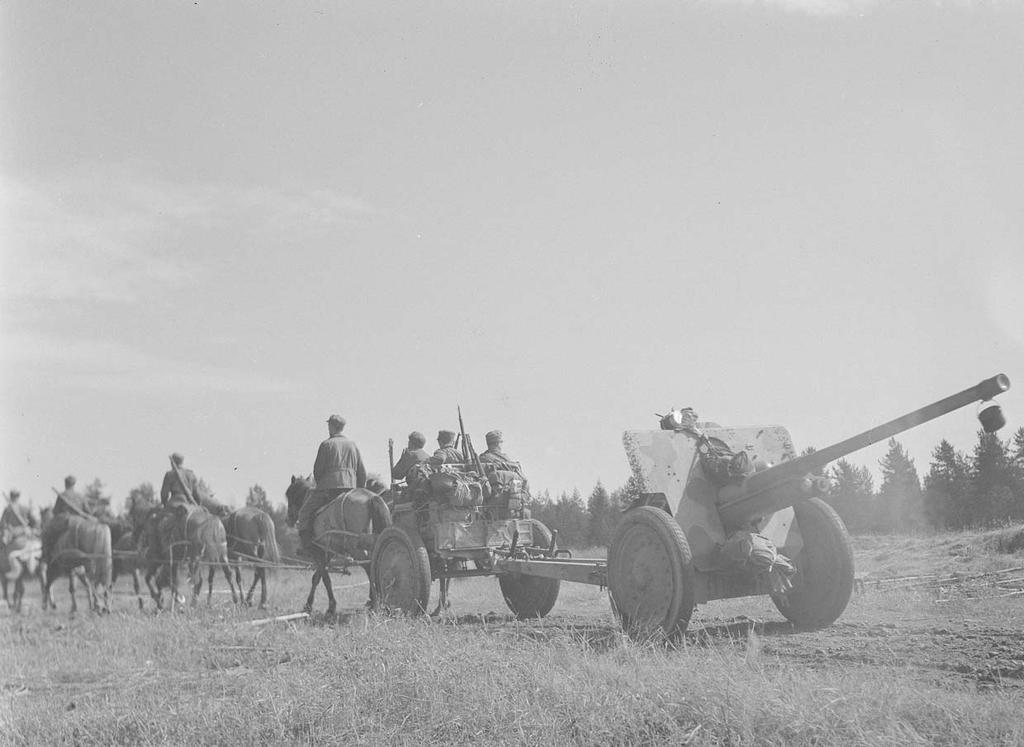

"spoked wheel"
[498,519,561,620]
[371,527,431,616]
[607,506,695,641]
[771,497,854,629]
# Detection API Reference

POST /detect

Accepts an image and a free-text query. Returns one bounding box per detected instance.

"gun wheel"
[608,506,694,641]
[498,519,561,619]
[771,497,854,629]
[371,527,431,616]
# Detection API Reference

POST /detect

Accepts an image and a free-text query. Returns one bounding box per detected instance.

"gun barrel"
[718,373,1010,529]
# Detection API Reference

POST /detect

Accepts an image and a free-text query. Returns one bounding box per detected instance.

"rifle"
[169,456,196,504]
[388,438,396,486]
[457,406,470,464]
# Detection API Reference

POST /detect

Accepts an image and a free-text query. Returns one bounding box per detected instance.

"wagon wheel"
[607,506,695,641]
[498,519,561,620]
[371,527,431,616]
[770,497,854,629]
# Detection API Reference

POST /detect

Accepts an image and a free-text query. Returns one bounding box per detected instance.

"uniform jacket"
[429,446,464,466]
[160,467,200,505]
[479,448,520,471]
[392,448,430,480]
[314,434,367,490]
[54,489,91,519]
[1,503,34,536]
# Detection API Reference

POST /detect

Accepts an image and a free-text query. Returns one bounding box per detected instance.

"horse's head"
[284,475,314,527]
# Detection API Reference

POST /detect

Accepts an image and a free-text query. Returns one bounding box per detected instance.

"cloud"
[0,331,296,395]
[0,165,373,304]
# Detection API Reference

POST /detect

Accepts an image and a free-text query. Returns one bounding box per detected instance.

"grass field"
[3,527,1024,745]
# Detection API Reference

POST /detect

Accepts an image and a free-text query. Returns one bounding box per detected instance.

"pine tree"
[923,440,971,530]
[586,481,612,547]
[877,439,923,532]
[123,482,156,522]
[970,431,1019,525]
[826,459,874,533]
[84,478,115,521]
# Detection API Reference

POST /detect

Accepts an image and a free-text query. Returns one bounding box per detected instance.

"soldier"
[160,453,200,507]
[41,475,95,563]
[2,489,37,542]
[298,414,367,554]
[428,430,464,465]
[478,430,522,471]
[391,431,430,481]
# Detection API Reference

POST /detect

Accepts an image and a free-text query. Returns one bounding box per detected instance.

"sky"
[2,1,1022,513]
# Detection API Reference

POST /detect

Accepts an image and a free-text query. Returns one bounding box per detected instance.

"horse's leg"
[364,563,375,610]
[303,568,320,614]
[256,566,267,609]
[222,558,238,605]
[68,571,78,615]
[145,565,162,610]
[132,567,144,611]
[321,560,336,616]
[1,575,8,606]
[79,569,97,613]
[13,576,24,613]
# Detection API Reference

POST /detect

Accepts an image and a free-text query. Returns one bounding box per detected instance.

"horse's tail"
[201,517,229,564]
[91,522,113,589]
[256,510,281,573]
[369,493,393,535]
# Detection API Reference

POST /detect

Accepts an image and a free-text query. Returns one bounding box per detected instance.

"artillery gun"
[368,375,1010,640]
[614,373,1011,638]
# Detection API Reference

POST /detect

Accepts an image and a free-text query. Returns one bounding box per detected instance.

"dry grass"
[2,529,1023,745]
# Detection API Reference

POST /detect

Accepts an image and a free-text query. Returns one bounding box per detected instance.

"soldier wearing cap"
[298,414,367,554]
[41,475,95,564]
[478,430,521,470]
[429,430,464,466]
[392,431,430,481]
[160,453,201,507]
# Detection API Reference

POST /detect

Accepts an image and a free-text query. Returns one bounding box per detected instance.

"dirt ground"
[4,532,1023,697]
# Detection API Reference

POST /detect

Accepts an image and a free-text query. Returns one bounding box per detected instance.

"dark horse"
[221,506,281,608]
[137,503,239,609]
[284,476,391,615]
[42,515,112,614]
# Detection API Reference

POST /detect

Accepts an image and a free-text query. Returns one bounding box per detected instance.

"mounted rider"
[297,414,367,555]
[2,489,40,582]
[160,453,201,508]
[41,475,96,564]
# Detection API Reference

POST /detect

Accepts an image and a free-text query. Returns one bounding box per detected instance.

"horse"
[41,515,112,614]
[221,506,281,608]
[284,475,391,616]
[107,518,148,611]
[157,503,238,607]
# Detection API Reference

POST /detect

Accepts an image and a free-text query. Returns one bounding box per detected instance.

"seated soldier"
[478,430,522,472]
[160,453,200,507]
[478,430,530,500]
[391,431,430,481]
[41,475,96,563]
[297,414,366,556]
[2,489,36,541]
[428,430,464,466]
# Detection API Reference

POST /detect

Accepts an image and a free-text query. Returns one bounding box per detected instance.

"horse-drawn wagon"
[367,374,1011,640]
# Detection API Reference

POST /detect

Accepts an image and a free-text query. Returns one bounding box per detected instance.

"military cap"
[9,488,20,499]
[64,475,76,487]
[327,414,346,428]
[171,452,185,465]
[437,429,456,444]
[485,430,503,446]
[408,431,426,447]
